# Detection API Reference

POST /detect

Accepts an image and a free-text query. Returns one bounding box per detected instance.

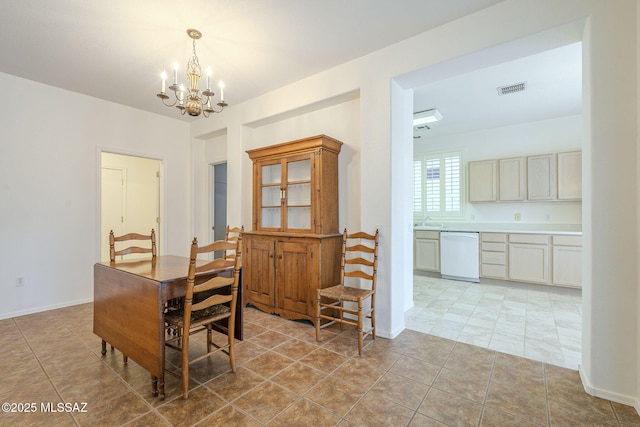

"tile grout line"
[12,317,79,426]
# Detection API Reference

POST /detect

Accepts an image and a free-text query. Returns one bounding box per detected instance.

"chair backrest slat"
[224,226,244,260]
[110,229,156,261]
[339,228,379,292]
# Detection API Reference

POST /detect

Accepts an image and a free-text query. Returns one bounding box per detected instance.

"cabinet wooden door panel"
[414,238,440,272]
[509,243,550,284]
[557,151,582,200]
[244,238,275,307]
[277,240,314,315]
[553,245,582,287]
[499,157,525,201]
[468,160,498,202]
[527,154,556,200]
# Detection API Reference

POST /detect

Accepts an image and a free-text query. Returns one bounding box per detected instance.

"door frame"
[96,147,165,261]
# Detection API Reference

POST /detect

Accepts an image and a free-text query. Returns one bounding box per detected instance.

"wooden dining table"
[93,255,243,400]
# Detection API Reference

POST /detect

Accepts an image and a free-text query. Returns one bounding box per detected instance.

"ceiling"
[0,0,505,122]
[412,41,582,138]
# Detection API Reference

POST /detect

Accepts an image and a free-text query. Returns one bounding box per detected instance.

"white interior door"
[101,168,125,261]
[101,153,161,261]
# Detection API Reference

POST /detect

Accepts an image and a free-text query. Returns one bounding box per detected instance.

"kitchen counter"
[414,222,582,236]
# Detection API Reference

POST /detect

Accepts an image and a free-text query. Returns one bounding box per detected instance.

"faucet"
[422,216,432,226]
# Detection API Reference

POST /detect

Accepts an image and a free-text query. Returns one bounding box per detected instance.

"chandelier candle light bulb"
[156,28,228,118]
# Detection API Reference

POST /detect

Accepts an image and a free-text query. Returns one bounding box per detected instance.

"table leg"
[151,375,158,397]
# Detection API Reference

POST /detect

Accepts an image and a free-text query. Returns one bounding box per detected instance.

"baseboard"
[0,298,93,320]
[579,363,640,412]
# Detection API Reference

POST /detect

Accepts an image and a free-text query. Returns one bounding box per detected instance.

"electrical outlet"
[545,213,551,221]
[514,213,521,221]
[16,276,25,287]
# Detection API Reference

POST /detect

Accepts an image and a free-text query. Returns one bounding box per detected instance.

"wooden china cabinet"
[243,135,343,321]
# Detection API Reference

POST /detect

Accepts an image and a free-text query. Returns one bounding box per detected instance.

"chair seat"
[318,285,374,302]
[165,304,230,329]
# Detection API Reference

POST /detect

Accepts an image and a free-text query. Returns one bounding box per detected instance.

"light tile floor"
[405,274,582,369]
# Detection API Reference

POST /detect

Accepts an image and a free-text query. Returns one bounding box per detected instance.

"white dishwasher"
[440,232,480,282]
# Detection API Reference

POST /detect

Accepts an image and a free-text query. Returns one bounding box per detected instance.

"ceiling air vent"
[497,82,526,96]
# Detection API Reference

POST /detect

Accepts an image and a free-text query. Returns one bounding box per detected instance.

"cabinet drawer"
[552,235,582,246]
[482,251,506,265]
[415,230,440,239]
[481,264,507,279]
[481,233,507,243]
[509,234,550,245]
[481,242,505,252]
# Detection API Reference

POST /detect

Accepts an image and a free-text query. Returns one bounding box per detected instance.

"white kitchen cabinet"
[527,154,557,200]
[552,235,582,288]
[480,233,507,279]
[468,160,498,202]
[468,150,581,204]
[414,230,440,272]
[499,157,525,201]
[557,151,582,200]
[508,234,551,285]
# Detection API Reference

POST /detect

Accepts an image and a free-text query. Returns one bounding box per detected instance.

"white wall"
[0,71,189,318]
[190,0,639,410]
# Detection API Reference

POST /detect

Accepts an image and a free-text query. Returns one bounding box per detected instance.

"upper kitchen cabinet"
[469,150,582,204]
[246,135,342,234]
[557,151,582,200]
[468,160,498,202]
[527,153,557,200]
[499,157,525,201]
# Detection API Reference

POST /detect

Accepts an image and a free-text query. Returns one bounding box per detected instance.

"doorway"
[101,152,161,261]
[398,38,584,370]
[211,162,228,258]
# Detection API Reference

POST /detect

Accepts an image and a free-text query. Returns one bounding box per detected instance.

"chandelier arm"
[159,96,178,108]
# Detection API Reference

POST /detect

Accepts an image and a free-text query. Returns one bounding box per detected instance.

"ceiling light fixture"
[413,109,443,126]
[156,29,227,118]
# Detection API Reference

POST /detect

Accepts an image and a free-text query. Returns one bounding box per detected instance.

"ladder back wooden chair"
[315,229,379,355]
[104,229,157,363]
[109,229,157,262]
[164,237,242,399]
[224,225,244,260]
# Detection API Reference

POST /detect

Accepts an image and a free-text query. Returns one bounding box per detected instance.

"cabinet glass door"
[285,159,311,230]
[260,163,281,229]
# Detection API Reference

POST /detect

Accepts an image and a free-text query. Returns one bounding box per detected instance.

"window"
[414,151,462,220]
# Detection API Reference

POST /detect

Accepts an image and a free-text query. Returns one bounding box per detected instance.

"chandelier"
[156,29,227,118]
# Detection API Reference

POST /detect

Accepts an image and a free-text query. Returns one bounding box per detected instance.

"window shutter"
[444,155,460,212]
